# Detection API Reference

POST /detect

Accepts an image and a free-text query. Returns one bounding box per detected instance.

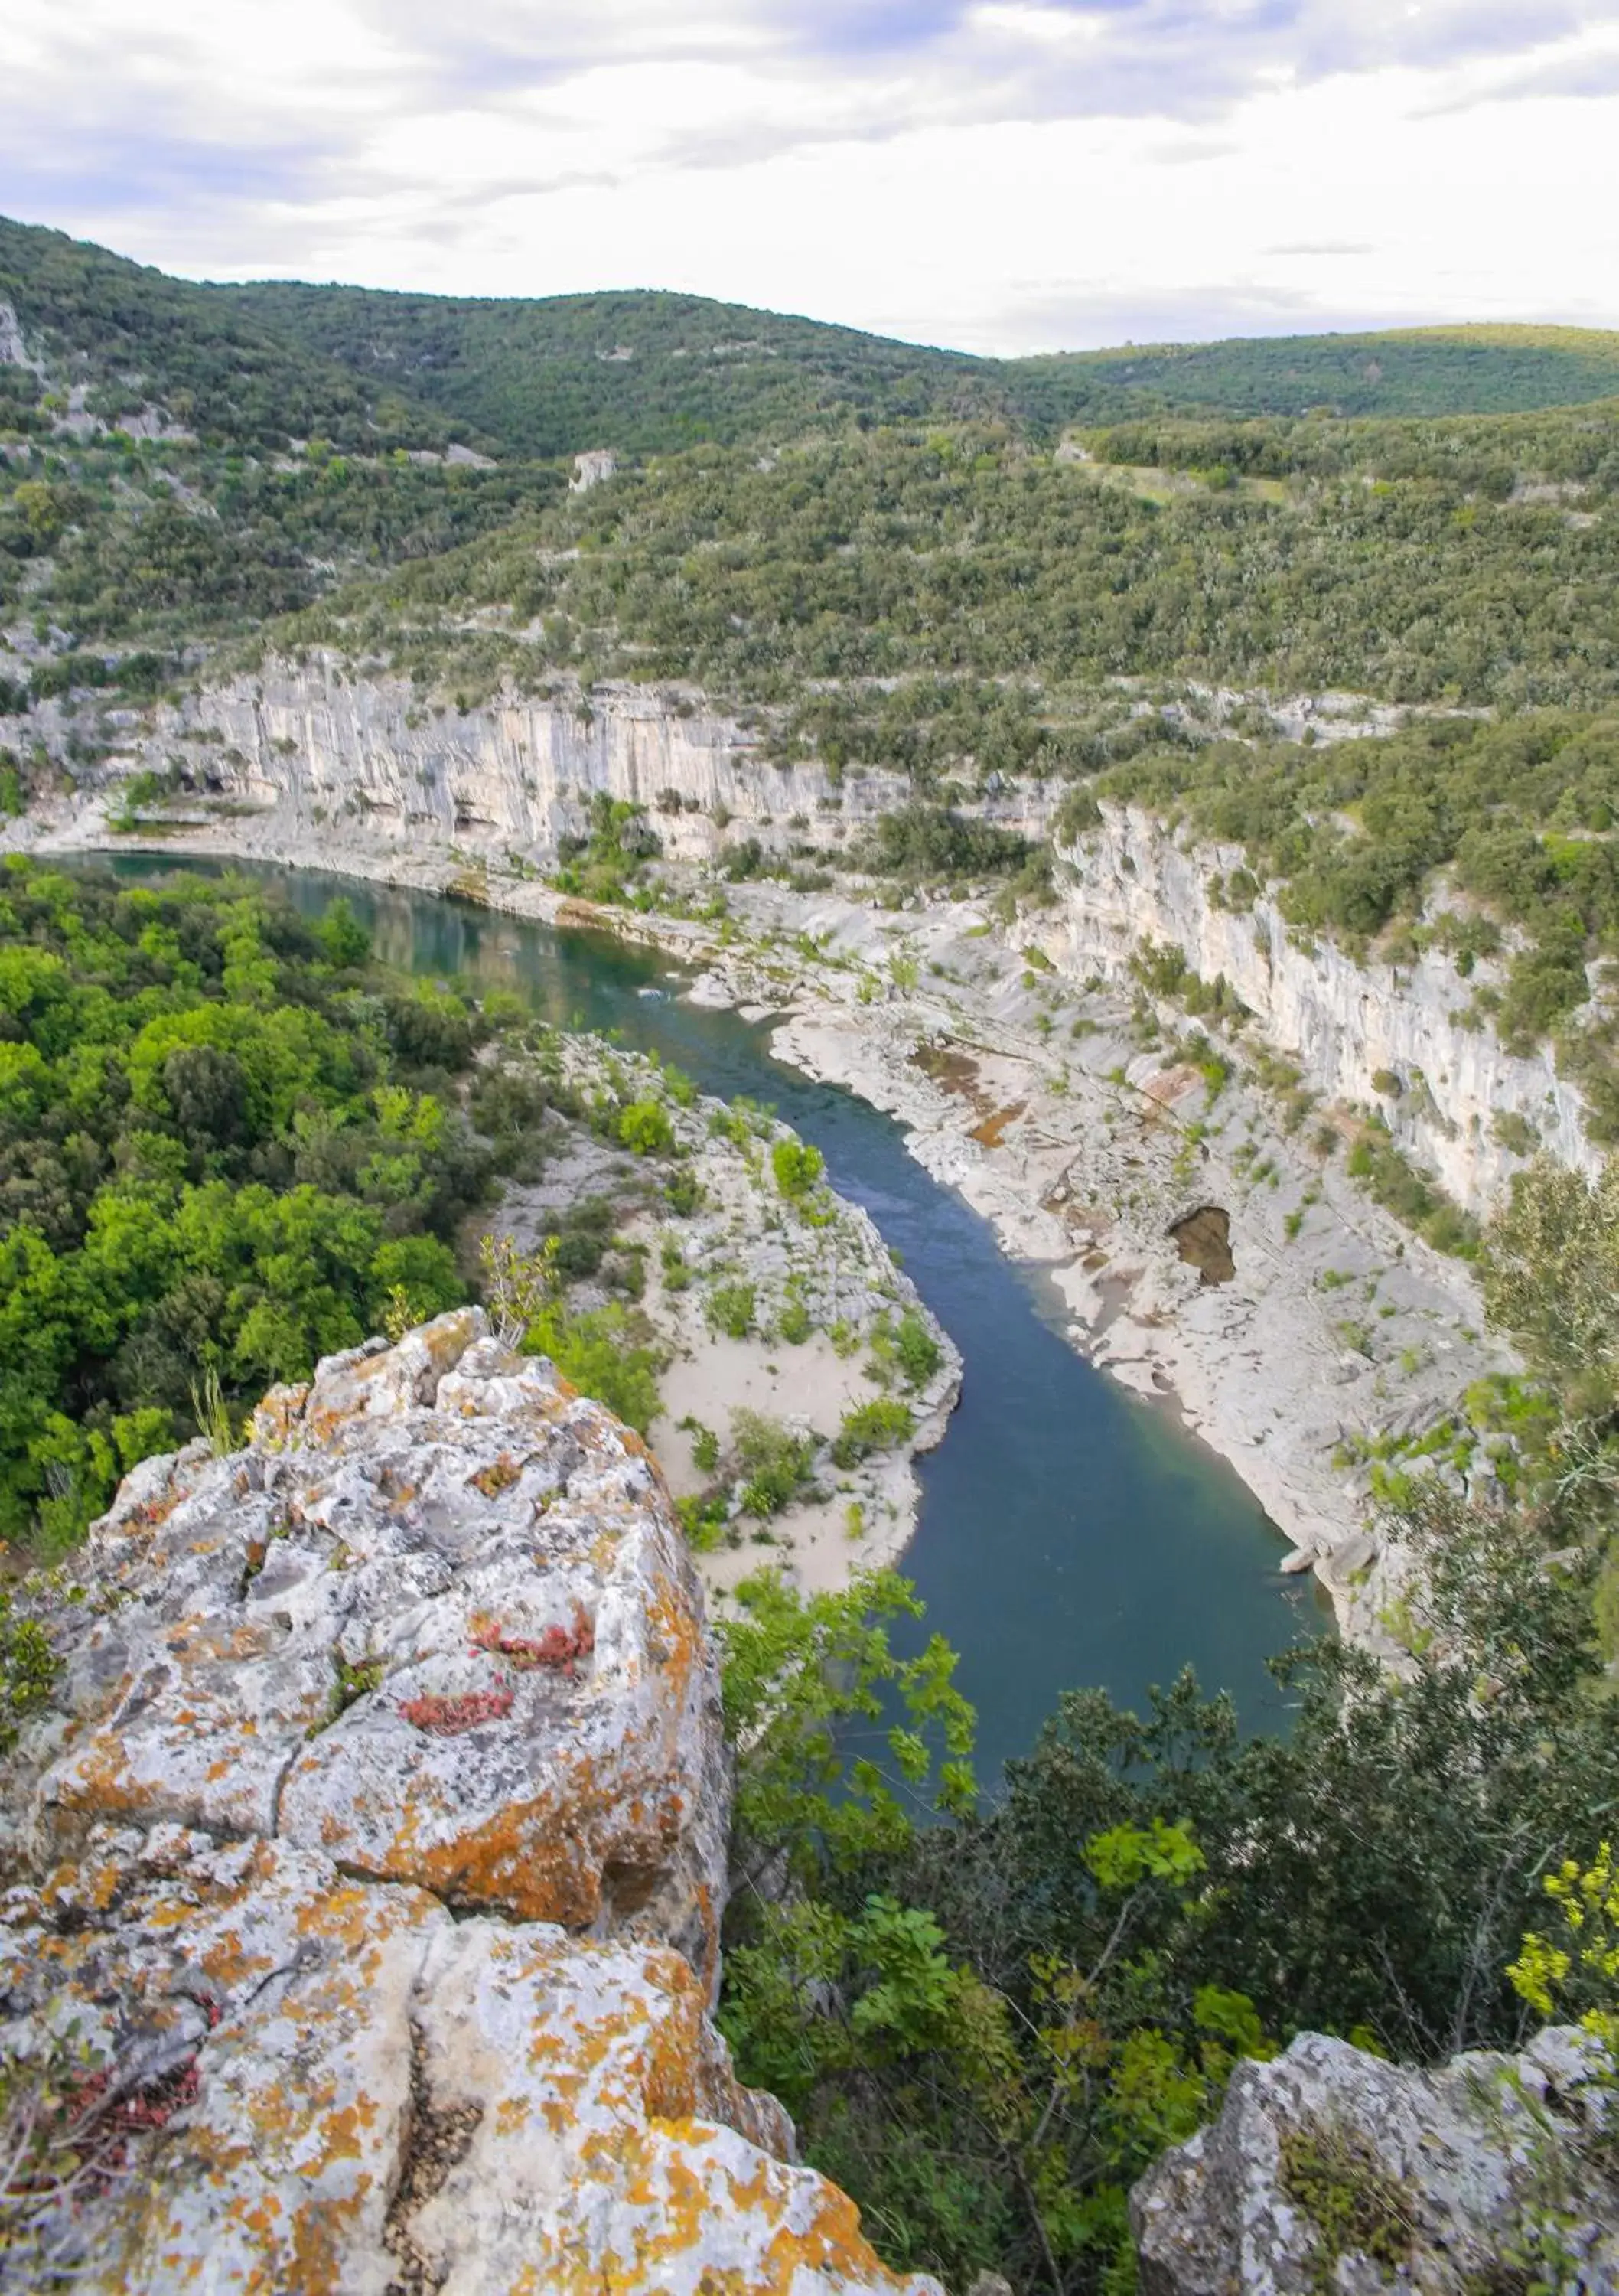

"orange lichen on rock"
[0,1313,933,2296]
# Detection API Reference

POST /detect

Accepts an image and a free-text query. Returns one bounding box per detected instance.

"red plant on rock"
[67,2056,202,2137]
[398,1685,515,1735]
[469,1607,595,1677]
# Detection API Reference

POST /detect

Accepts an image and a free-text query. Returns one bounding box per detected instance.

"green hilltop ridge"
[7,214,1619,461]
[0,217,468,454]
[218,279,1005,457]
[3,210,1617,697]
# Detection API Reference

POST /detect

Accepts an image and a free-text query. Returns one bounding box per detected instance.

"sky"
[4,1,1619,354]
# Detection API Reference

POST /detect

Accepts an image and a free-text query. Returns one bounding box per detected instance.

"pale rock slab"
[1132,2027,1619,2294]
[0,1828,932,2294]
[16,1311,728,1982]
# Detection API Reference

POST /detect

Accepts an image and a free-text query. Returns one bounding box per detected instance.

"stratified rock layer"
[0,1313,935,2294]
[1132,2027,1619,2294]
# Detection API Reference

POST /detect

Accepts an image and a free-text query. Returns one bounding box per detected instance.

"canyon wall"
[1048,803,1601,1217]
[80,663,1602,1217]
[121,654,906,859]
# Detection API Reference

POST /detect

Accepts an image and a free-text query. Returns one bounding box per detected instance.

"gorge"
[6,215,1619,2288]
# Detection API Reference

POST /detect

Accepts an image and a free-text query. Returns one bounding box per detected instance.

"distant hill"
[3,210,1617,723]
[1011,326,1619,427]
[0,216,471,452]
[227,277,1619,452]
[217,282,1009,458]
[6,214,1619,460]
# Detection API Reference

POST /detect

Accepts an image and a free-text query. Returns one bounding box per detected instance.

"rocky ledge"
[0,1309,935,2294]
[1133,2027,1619,2294]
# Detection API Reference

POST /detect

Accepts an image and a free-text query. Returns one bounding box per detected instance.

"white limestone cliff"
[71,660,1598,1222]
[103,653,907,862]
[1049,803,1601,1217]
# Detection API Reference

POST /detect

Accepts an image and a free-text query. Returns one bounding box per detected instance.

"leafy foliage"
[324,413,1619,741]
[717,1249,1619,2291]
[0,859,494,1548]
[0,1593,56,1753]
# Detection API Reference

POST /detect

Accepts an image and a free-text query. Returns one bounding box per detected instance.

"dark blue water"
[109,857,1317,1776]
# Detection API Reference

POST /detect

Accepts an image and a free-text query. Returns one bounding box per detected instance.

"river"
[111,856,1317,1779]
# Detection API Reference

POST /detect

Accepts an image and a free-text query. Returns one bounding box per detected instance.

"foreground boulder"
[1132,2026,1619,2294]
[0,1313,937,2294]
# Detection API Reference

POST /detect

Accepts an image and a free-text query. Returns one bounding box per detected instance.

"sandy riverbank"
[501,1030,962,1614]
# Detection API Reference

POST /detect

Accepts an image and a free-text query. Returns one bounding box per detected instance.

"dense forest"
[11,217,1617,466]
[321,412,1619,718]
[3,212,1617,718]
[0,860,497,1550]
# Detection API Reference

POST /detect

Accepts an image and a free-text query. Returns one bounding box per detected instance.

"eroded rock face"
[13,1309,728,1981]
[1132,2028,1619,2294]
[1057,803,1599,1215]
[1168,1205,1234,1287]
[107,657,908,863]
[1,1313,935,2294]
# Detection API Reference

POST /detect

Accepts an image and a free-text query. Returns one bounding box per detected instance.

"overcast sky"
[5,2,1618,353]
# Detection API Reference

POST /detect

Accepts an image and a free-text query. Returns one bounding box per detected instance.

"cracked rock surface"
[1,1312,936,2294]
[1132,2027,1619,2294]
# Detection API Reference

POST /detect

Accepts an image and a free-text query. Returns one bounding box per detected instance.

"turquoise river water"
[112,857,1317,1779]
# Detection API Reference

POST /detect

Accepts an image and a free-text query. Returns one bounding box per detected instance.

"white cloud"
[2,0,1617,347]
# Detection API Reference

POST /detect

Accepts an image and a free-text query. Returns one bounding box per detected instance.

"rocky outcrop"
[96,655,910,863]
[1132,2027,1619,2294]
[1054,804,1599,1217]
[0,1310,934,2294]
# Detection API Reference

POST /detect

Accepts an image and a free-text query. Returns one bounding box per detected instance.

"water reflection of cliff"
[275,870,662,1036]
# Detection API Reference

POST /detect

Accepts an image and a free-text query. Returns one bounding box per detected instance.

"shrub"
[706,1280,757,1340]
[527,1303,662,1432]
[871,1309,943,1390]
[831,1397,914,1469]
[679,1415,722,1474]
[618,1097,675,1156]
[664,1168,705,1217]
[732,1409,813,1517]
[676,1489,731,1550]
[772,1137,826,1202]
[0,1597,56,1754]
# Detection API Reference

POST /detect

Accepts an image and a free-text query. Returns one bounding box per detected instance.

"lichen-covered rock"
[10,1311,728,1985]
[1131,2027,1619,2294]
[0,1316,933,2294]
[0,1827,932,2293]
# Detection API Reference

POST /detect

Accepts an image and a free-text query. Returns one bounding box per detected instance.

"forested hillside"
[4,212,1617,715]
[230,285,1619,447]
[8,215,1619,463]
[220,281,1008,456]
[0,218,467,453]
[1015,324,1619,426]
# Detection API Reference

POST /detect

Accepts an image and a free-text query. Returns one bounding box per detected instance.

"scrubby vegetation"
[715,1150,1619,2290]
[0,859,756,1547]
[8,212,1619,741]
[293,400,1619,739]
